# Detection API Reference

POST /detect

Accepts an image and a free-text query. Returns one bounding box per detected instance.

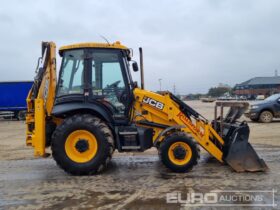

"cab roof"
[59,41,128,54]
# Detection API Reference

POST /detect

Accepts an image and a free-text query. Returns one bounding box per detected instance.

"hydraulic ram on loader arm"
[26,42,57,156]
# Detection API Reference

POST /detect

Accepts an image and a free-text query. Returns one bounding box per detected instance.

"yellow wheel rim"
[168,142,192,165]
[65,130,98,163]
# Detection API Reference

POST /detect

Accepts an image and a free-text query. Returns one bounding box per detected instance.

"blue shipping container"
[0,81,33,111]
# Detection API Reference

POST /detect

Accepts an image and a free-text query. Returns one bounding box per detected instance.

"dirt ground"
[0,101,279,209]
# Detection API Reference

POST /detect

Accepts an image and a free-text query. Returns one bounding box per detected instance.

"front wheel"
[259,111,273,123]
[159,132,200,172]
[51,114,114,175]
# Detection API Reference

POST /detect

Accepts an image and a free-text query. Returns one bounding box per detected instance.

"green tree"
[207,87,231,97]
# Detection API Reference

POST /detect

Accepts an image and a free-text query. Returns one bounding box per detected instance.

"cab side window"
[57,50,84,96]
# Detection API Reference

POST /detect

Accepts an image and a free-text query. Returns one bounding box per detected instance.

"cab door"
[87,49,133,123]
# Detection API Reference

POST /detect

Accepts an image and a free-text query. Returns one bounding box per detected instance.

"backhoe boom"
[26,42,56,156]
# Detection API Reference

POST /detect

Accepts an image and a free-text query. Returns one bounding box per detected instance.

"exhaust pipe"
[139,47,144,89]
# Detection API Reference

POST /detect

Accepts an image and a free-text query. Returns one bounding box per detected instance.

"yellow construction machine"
[26,41,268,175]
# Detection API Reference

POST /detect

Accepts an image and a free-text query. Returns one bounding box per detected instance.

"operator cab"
[55,42,136,124]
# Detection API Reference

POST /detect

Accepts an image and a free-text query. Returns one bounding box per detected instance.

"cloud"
[0,0,279,94]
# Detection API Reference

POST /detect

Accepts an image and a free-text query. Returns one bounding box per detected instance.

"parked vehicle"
[255,95,265,100]
[245,93,280,123]
[217,95,239,101]
[200,97,216,103]
[238,95,247,100]
[0,81,33,120]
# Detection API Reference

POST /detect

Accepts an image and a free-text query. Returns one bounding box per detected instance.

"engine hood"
[250,100,271,106]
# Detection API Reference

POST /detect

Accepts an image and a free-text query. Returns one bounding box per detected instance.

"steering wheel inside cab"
[104,80,127,103]
[104,80,121,96]
[106,80,121,89]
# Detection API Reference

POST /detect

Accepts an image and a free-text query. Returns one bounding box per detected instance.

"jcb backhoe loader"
[26,41,268,175]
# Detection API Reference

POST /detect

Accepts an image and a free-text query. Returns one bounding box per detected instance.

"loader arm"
[132,88,225,162]
[132,88,268,172]
[26,42,57,156]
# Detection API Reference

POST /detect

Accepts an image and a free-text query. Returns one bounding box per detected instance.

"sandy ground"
[0,101,279,209]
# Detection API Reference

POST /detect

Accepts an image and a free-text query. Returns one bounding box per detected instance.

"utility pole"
[173,84,176,95]
[275,69,278,77]
[158,79,162,91]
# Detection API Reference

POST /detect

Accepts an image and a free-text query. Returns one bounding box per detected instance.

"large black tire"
[51,114,114,175]
[16,111,26,121]
[259,111,273,123]
[159,132,200,173]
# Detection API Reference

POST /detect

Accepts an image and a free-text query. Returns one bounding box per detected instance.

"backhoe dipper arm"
[26,42,57,156]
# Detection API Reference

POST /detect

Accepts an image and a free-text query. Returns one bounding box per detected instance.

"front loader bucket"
[223,124,268,172]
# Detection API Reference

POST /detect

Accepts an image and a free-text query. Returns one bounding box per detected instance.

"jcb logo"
[142,96,164,110]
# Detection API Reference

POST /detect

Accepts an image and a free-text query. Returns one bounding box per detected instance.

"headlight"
[251,105,259,109]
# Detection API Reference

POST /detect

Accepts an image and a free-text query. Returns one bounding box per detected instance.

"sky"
[0,0,280,94]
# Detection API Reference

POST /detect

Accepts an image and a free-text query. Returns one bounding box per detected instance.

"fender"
[52,103,114,124]
[259,108,275,117]
[153,125,186,146]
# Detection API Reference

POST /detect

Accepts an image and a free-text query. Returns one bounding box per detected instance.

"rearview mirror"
[132,62,139,72]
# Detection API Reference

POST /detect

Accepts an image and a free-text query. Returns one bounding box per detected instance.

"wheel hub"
[75,139,89,153]
[264,115,270,120]
[173,146,187,160]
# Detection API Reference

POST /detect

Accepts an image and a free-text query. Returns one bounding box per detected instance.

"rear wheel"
[16,111,26,121]
[159,132,200,172]
[51,114,114,175]
[259,111,273,123]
